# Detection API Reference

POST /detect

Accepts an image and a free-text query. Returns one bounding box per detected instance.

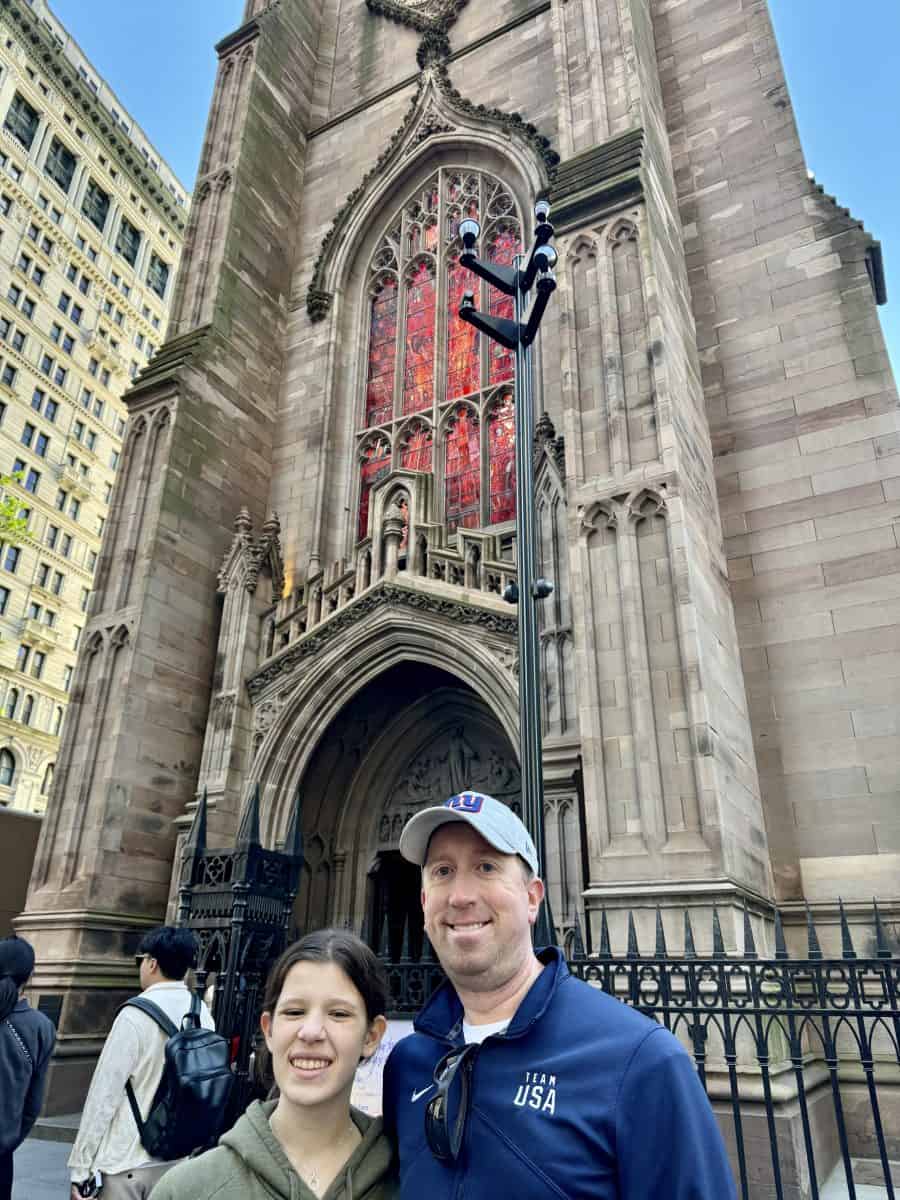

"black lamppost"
[458,201,558,947]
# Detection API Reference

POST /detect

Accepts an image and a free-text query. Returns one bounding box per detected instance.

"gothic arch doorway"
[284,661,520,953]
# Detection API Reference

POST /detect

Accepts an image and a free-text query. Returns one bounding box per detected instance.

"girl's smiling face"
[261,960,387,1109]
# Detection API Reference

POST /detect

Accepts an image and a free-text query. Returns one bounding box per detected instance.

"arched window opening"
[357,437,391,541]
[445,406,480,532]
[488,391,516,524]
[0,748,14,787]
[21,694,34,726]
[41,762,54,795]
[358,168,522,543]
[53,705,63,736]
[4,689,18,721]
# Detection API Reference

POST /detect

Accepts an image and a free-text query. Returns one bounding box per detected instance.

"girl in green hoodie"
[150,930,398,1200]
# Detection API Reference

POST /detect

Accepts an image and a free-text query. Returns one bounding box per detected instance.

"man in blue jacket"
[382,790,737,1199]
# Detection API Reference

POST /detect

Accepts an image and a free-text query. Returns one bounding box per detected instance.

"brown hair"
[255,928,388,1093]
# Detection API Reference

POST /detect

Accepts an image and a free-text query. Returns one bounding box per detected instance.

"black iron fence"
[383,903,900,1200]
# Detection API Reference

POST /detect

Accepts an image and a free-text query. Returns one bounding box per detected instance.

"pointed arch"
[305,65,555,317]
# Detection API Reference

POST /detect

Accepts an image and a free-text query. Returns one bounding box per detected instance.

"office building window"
[82,178,110,232]
[147,253,170,299]
[44,135,76,193]
[4,93,39,150]
[116,216,141,266]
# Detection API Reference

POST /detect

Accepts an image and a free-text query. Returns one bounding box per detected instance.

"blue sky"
[50,0,898,374]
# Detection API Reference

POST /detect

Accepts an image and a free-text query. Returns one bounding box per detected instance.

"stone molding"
[550,129,644,234]
[126,325,211,402]
[247,579,517,699]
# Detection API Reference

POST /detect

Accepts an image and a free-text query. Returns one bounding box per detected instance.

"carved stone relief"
[379,726,520,847]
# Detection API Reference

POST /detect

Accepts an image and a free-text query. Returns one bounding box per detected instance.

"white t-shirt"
[463,1017,509,1044]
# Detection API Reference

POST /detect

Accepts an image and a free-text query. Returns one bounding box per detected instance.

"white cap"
[399,791,539,875]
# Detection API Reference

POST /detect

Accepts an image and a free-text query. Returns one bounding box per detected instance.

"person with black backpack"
[69,926,227,1200]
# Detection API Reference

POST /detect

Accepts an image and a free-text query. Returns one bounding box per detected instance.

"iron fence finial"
[400,916,411,963]
[572,915,586,958]
[627,910,640,959]
[805,902,823,960]
[838,897,857,959]
[237,782,262,848]
[742,899,757,959]
[378,912,390,960]
[683,910,697,959]
[184,787,208,859]
[712,907,726,959]
[873,898,892,959]
[774,907,788,960]
[599,909,611,959]
[654,907,668,959]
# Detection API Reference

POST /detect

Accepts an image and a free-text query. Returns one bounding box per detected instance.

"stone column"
[550,0,773,953]
[15,0,325,1112]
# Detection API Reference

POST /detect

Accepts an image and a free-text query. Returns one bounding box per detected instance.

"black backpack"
[121,992,234,1161]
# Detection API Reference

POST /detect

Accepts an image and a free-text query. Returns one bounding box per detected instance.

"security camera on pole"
[457,200,558,948]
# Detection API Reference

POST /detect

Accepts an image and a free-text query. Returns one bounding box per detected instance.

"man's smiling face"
[421,821,543,993]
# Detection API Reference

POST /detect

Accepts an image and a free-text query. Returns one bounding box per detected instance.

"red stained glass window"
[403,262,436,415]
[488,393,516,524]
[358,437,391,540]
[445,406,480,531]
[488,227,520,385]
[400,422,433,472]
[364,279,397,427]
[447,263,479,400]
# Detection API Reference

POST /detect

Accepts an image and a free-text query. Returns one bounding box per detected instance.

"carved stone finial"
[416,29,451,69]
[307,288,333,323]
[535,412,556,444]
[261,511,281,540]
[234,508,253,535]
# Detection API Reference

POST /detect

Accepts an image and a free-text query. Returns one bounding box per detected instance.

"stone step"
[30,1112,80,1144]
[822,1158,900,1199]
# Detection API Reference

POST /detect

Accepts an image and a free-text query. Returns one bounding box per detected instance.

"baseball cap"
[399,791,539,875]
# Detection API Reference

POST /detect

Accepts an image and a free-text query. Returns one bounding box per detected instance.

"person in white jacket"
[68,926,214,1200]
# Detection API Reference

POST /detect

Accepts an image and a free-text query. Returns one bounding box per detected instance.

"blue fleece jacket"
[383,948,736,1200]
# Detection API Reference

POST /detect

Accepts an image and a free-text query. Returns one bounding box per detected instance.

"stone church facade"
[16,0,898,1106]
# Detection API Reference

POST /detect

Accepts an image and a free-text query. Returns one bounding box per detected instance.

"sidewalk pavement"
[11,1128,892,1199]
[11,1137,70,1199]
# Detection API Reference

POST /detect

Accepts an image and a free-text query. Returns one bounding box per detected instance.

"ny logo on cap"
[445,792,484,813]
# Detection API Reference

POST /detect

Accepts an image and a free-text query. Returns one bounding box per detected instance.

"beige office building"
[0,0,187,813]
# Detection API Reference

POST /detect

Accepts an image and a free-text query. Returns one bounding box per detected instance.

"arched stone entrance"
[280,661,519,953]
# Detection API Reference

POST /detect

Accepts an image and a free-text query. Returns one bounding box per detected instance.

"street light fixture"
[458,200,558,948]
